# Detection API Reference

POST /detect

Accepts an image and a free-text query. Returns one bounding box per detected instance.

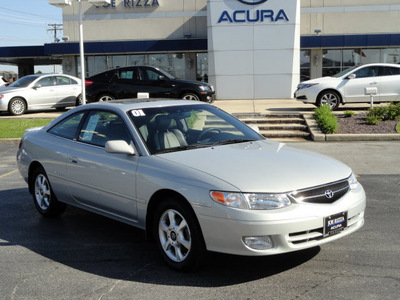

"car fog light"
[243,236,273,250]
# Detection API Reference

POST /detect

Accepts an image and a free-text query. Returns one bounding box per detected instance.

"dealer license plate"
[324,211,348,237]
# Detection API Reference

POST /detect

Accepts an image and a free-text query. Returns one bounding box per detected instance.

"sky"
[0,0,63,74]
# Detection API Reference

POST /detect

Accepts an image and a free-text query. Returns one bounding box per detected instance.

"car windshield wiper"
[154,144,209,154]
[210,139,257,146]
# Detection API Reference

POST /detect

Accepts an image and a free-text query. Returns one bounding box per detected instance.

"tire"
[97,94,115,102]
[182,93,200,101]
[76,94,83,106]
[317,90,341,110]
[153,197,205,271]
[8,97,26,115]
[31,167,66,217]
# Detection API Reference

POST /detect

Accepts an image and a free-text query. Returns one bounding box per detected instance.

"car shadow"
[0,188,320,287]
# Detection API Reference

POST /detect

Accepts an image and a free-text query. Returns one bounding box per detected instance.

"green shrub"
[344,111,355,118]
[366,114,381,125]
[314,105,339,134]
[396,122,400,133]
[367,102,400,124]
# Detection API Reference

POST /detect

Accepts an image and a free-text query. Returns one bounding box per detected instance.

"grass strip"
[0,119,53,138]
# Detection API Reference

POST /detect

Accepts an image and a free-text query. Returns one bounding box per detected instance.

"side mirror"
[158,75,166,81]
[250,125,260,134]
[33,84,42,89]
[347,74,356,80]
[105,140,135,155]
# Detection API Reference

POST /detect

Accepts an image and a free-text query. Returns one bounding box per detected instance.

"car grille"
[288,178,350,204]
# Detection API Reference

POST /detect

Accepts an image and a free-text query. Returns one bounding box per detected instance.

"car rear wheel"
[317,91,340,110]
[97,94,115,102]
[153,197,205,271]
[182,93,200,101]
[76,94,83,106]
[31,167,66,217]
[8,97,26,115]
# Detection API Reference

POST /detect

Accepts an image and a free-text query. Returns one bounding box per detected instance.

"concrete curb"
[0,138,20,144]
[304,114,400,142]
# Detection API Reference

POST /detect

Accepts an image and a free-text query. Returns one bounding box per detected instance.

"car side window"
[48,112,85,140]
[116,69,138,82]
[36,76,55,87]
[55,76,73,85]
[140,68,161,81]
[78,111,132,147]
[382,67,400,76]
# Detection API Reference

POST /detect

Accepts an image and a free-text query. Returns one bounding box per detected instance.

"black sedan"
[85,66,215,103]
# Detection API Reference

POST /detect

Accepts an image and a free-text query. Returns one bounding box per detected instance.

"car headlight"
[348,172,358,190]
[210,191,291,210]
[199,85,211,92]
[297,83,319,90]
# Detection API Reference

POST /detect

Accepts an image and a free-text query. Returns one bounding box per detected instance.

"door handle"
[69,155,78,164]
[370,82,378,85]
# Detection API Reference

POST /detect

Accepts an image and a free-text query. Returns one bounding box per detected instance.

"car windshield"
[8,76,38,88]
[130,104,263,154]
[332,66,359,78]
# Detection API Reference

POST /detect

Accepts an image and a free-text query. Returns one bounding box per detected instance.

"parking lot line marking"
[0,169,18,179]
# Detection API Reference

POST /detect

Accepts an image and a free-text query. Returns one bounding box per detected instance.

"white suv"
[295,63,400,110]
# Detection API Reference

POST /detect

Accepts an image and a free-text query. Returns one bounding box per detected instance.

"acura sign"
[207,0,300,100]
[238,0,268,4]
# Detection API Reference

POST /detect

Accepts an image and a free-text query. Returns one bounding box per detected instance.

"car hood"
[301,76,340,85]
[172,78,211,87]
[157,140,352,193]
[0,86,26,94]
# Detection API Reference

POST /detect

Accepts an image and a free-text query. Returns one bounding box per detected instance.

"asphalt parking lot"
[0,141,399,299]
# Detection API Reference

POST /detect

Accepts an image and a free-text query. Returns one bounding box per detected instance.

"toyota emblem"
[325,190,334,199]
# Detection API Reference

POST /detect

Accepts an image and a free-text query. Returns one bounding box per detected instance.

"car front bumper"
[196,186,366,256]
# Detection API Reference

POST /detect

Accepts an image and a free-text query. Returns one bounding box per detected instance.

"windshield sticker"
[132,109,146,117]
[81,115,100,141]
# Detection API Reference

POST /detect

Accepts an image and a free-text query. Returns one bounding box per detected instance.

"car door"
[54,75,80,107]
[66,110,139,220]
[343,66,381,102]
[137,67,175,98]
[378,66,400,102]
[109,67,141,99]
[28,76,59,108]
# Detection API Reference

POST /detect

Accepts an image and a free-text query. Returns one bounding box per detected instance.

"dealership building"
[1,0,400,99]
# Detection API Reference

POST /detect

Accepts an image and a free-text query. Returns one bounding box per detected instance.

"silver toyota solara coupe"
[17,100,366,271]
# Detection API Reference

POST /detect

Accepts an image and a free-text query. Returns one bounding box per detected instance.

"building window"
[383,48,400,64]
[197,53,208,82]
[322,49,341,77]
[300,50,310,81]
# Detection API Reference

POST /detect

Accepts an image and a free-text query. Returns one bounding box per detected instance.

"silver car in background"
[17,100,366,271]
[295,63,400,110]
[0,73,81,115]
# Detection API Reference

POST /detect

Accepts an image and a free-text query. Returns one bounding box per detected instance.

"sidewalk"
[212,98,376,115]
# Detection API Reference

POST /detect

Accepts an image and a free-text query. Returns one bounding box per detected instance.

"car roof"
[78,99,207,113]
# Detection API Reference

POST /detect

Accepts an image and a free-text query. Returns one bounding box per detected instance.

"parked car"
[85,66,215,103]
[0,73,82,115]
[295,63,400,110]
[17,100,366,271]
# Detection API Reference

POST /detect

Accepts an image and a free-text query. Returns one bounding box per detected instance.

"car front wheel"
[8,97,26,115]
[182,93,200,101]
[153,197,205,271]
[31,167,66,217]
[97,94,115,102]
[317,91,340,110]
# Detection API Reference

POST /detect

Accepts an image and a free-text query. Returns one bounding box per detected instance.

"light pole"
[48,0,110,105]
